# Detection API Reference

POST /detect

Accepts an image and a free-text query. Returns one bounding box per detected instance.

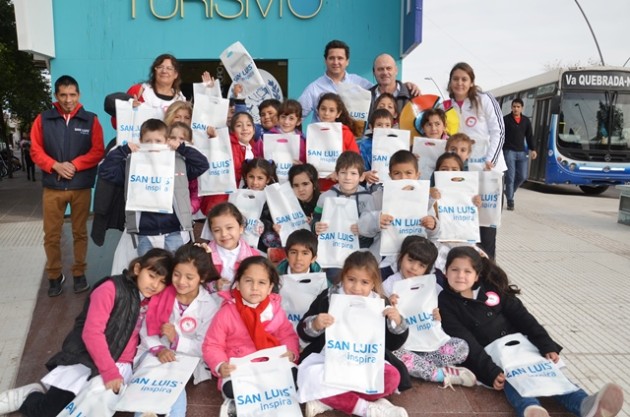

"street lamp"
[424,77,445,100]
[573,0,605,66]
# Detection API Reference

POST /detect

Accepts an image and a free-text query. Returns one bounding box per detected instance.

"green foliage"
[0,0,52,142]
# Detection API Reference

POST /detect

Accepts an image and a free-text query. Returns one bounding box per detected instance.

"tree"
[0,0,51,147]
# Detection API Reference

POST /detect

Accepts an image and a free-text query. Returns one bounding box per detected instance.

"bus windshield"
[557,91,630,161]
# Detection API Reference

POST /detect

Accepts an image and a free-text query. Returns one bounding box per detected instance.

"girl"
[297,251,410,417]
[269,99,307,163]
[206,202,260,291]
[420,109,448,140]
[288,163,321,222]
[241,158,282,253]
[444,62,506,259]
[438,247,624,417]
[136,244,220,417]
[164,101,193,127]
[168,122,203,218]
[202,256,299,414]
[374,93,399,126]
[0,249,173,417]
[382,236,475,388]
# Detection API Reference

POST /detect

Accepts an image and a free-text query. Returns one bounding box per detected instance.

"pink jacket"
[202,291,299,388]
[209,238,260,277]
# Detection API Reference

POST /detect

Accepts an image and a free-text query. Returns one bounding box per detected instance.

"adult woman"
[444,62,506,259]
[127,53,186,114]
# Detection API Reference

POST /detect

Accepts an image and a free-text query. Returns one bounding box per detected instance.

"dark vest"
[46,273,140,377]
[41,107,98,190]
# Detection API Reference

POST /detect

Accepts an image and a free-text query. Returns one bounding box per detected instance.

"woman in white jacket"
[444,62,505,259]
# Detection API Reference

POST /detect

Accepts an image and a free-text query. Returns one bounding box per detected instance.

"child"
[419,109,448,140]
[164,101,193,127]
[269,99,307,163]
[312,151,375,250]
[277,229,322,275]
[168,122,203,219]
[206,202,260,291]
[202,256,300,414]
[359,108,395,180]
[438,246,624,417]
[256,98,281,140]
[241,158,282,253]
[374,92,399,126]
[288,163,321,222]
[445,133,474,168]
[99,119,209,255]
[382,236,475,388]
[0,249,173,417]
[137,244,220,417]
[297,251,410,417]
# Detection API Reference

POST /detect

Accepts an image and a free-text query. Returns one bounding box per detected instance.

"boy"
[359,108,395,182]
[312,151,374,249]
[98,119,209,255]
[277,229,322,275]
[255,98,281,140]
[445,133,474,170]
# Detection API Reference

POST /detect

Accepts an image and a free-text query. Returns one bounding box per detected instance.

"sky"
[402,0,630,97]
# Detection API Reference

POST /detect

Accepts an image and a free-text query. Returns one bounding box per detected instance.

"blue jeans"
[503,381,587,417]
[136,231,184,255]
[503,150,529,203]
[133,389,187,417]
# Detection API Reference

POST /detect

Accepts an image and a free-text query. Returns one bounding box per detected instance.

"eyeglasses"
[155,65,176,72]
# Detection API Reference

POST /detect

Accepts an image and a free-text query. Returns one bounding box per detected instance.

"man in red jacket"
[30,75,104,297]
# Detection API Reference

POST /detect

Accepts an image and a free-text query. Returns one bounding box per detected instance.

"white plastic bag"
[228,189,266,247]
[263,133,301,183]
[192,81,222,99]
[317,197,360,268]
[337,83,371,134]
[191,93,229,143]
[412,137,446,181]
[392,275,450,352]
[380,179,430,256]
[265,182,309,246]
[126,144,175,213]
[371,128,410,181]
[230,346,302,417]
[484,333,578,397]
[478,170,503,228]
[434,171,480,243]
[220,41,265,94]
[306,122,343,178]
[197,127,238,196]
[325,294,386,394]
[115,99,164,145]
[279,272,328,343]
[115,354,199,414]
[468,136,489,171]
[55,376,119,417]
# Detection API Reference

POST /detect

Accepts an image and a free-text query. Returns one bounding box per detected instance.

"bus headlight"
[569,163,576,171]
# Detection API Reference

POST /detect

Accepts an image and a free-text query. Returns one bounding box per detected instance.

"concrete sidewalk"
[1,165,628,416]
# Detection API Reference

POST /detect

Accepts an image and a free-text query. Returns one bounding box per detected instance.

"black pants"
[19,387,75,417]
[478,226,497,260]
[222,367,299,399]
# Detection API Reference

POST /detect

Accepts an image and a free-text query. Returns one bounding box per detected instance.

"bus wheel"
[579,185,609,195]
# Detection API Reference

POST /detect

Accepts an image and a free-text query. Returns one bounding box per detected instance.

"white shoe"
[441,366,477,389]
[524,405,550,417]
[366,400,409,417]
[0,383,45,414]
[305,399,332,417]
[580,383,624,417]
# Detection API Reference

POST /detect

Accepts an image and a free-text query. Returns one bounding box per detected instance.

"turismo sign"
[562,70,630,92]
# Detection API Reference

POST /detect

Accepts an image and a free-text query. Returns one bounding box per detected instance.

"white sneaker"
[305,399,332,417]
[366,400,409,417]
[523,405,550,417]
[0,383,45,414]
[580,383,624,417]
[441,366,477,389]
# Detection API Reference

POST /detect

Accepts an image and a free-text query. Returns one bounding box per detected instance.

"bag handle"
[230,345,287,365]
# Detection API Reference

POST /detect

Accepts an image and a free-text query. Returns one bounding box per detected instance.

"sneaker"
[366,400,408,417]
[441,366,477,389]
[580,383,624,417]
[507,201,515,211]
[0,383,45,414]
[48,274,65,297]
[524,405,550,417]
[305,399,332,417]
[219,399,237,417]
[73,275,90,293]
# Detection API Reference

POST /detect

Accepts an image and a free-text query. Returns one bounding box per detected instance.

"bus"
[491,66,630,194]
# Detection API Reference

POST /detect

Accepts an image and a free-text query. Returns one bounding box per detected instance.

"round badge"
[179,317,198,334]
[465,116,477,127]
[485,291,500,307]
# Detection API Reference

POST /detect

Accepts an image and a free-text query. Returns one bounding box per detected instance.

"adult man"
[30,75,104,296]
[503,98,536,211]
[369,53,414,115]
[298,39,373,122]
